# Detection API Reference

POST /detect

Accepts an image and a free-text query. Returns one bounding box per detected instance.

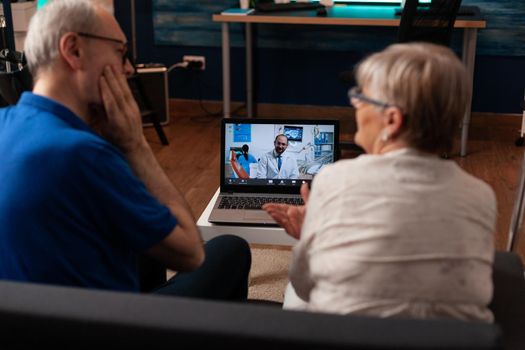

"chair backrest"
[507,152,525,251]
[398,0,462,47]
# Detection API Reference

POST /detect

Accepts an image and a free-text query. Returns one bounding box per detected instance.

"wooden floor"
[145,100,525,261]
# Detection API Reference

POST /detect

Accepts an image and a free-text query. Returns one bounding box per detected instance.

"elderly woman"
[263,43,496,322]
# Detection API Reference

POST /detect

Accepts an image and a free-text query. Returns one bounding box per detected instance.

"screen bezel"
[220,118,340,194]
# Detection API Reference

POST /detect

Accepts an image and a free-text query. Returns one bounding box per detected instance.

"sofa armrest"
[490,251,525,350]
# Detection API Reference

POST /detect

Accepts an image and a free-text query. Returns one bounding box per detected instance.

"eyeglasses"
[348,86,391,109]
[77,32,128,65]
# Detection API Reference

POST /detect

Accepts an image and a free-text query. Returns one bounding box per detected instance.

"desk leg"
[246,23,254,117]
[222,22,231,118]
[460,28,478,157]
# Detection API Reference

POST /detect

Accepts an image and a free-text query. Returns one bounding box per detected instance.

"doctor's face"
[274,135,288,155]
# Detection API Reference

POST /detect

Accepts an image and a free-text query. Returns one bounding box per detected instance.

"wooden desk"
[212,5,486,157]
[197,188,296,246]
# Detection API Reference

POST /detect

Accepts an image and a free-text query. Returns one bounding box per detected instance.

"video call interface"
[224,122,336,187]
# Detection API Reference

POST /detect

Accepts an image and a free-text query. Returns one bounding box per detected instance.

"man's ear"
[59,32,83,70]
[382,106,404,138]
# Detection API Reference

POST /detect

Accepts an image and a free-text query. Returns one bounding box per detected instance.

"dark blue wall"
[115,2,525,114]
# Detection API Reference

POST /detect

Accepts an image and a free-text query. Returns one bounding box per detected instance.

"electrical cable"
[167,61,189,73]
[167,61,246,120]
[195,71,222,117]
[189,69,246,119]
[197,73,246,116]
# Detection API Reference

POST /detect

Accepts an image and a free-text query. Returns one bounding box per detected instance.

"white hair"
[24,0,109,77]
[355,42,470,153]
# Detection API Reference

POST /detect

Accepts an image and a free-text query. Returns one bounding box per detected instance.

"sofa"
[0,251,522,349]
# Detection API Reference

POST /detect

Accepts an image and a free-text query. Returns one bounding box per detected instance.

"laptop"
[208,118,339,225]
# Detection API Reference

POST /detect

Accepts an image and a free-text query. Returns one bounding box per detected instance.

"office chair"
[397,0,462,47]
[338,0,462,156]
[339,0,462,83]
[399,0,462,159]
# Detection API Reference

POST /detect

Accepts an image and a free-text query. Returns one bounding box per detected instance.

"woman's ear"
[383,106,404,138]
[59,32,83,70]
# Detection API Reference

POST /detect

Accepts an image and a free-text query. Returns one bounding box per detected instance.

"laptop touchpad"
[244,211,272,220]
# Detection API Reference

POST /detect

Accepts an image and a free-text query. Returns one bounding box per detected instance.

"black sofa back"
[0,280,502,349]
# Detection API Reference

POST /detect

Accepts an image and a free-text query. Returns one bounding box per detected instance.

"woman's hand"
[262,183,310,240]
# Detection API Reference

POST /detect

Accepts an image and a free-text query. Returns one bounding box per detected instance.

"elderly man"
[0,0,250,300]
[256,134,299,179]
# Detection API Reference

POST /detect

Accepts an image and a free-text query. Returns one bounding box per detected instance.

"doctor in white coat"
[256,134,299,179]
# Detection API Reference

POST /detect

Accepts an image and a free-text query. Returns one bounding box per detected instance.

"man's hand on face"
[98,65,145,154]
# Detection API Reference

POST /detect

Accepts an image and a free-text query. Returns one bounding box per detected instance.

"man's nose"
[123,58,134,77]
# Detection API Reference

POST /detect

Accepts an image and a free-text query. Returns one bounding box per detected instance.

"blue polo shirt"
[0,93,177,291]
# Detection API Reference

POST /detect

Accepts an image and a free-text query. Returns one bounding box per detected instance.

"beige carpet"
[167,247,291,302]
[248,247,291,303]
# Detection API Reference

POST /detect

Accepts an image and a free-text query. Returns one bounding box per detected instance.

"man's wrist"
[122,136,150,157]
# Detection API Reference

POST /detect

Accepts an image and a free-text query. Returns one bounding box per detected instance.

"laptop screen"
[221,118,339,194]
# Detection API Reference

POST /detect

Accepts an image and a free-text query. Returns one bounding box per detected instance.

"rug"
[248,247,291,303]
[167,247,291,302]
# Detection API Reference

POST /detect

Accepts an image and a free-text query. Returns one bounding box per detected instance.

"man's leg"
[153,235,251,301]
[138,254,166,293]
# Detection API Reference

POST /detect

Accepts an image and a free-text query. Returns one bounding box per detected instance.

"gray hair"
[24,0,107,77]
[355,42,470,154]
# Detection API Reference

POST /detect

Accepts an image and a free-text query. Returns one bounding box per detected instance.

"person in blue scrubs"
[0,0,250,300]
[237,144,257,177]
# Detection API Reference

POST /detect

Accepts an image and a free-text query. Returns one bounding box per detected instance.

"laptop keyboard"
[218,196,304,210]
